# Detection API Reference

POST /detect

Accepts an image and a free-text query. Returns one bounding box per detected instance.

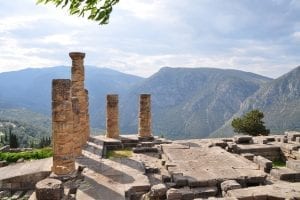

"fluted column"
[138,94,152,138]
[51,79,75,175]
[106,94,119,139]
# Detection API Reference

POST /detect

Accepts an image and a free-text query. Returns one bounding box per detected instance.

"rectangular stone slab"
[162,143,267,186]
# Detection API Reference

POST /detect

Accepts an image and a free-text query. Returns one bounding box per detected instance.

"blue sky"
[0,0,300,78]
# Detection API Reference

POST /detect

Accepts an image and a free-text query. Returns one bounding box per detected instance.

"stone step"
[270,167,300,182]
[133,147,158,153]
[286,160,300,172]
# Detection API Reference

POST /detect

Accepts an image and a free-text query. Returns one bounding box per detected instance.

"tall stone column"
[106,94,119,139]
[72,97,81,157]
[85,89,90,142]
[52,79,75,175]
[138,94,152,138]
[69,52,90,146]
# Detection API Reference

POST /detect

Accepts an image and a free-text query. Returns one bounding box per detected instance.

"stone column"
[85,89,90,142]
[52,79,75,175]
[106,94,119,139]
[72,97,81,157]
[138,94,152,138]
[69,52,90,146]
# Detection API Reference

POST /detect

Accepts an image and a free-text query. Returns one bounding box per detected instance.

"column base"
[138,135,154,142]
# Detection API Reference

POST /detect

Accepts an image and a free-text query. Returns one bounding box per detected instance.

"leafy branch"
[36,0,119,24]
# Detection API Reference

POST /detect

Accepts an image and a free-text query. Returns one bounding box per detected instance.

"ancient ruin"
[69,52,90,146]
[138,94,152,139]
[106,94,119,139]
[1,52,300,200]
[51,79,75,175]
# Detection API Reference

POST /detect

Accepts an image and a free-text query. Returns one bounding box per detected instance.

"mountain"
[0,66,144,131]
[212,66,300,137]
[119,67,271,139]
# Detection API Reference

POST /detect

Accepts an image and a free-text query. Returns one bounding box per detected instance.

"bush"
[0,147,52,163]
[232,109,270,136]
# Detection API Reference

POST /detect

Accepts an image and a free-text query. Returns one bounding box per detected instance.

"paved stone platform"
[76,140,150,200]
[226,182,300,198]
[0,158,52,181]
[162,141,267,187]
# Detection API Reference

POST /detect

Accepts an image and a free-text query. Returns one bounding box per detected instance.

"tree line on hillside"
[0,119,51,148]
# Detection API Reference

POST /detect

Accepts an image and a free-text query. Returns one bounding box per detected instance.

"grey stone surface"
[191,186,218,198]
[270,167,300,182]
[220,180,241,192]
[150,183,167,197]
[162,142,267,187]
[166,188,182,200]
[234,135,253,144]
[35,178,64,200]
[226,182,300,199]
[286,160,300,172]
[253,155,272,173]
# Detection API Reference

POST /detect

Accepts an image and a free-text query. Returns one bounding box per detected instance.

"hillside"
[0,66,144,130]
[120,67,271,139]
[212,66,300,137]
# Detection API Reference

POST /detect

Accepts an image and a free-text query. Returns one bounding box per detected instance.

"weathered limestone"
[35,178,64,200]
[85,89,90,141]
[253,155,272,173]
[69,52,90,146]
[51,79,75,175]
[72,97,81,157]
[220,180,241,193]
[138,94,152,138]
[105,94,119,139]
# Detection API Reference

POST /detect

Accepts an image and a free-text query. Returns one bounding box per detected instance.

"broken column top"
[107,94,118,103]
[69,52,85,59]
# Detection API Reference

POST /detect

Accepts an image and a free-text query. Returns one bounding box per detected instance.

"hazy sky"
[1,0,300,78]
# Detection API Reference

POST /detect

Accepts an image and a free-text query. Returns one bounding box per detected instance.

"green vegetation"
[106,148,132,159]
[232,109,270,136]
[37,0,119,24]
[0,118,50,148]
[0,147,52,163]
[273,159,286,168]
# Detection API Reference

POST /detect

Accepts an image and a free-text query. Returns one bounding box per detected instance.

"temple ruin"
[106,94,119,139]
[51,79,75,175]
[0,52,300,200]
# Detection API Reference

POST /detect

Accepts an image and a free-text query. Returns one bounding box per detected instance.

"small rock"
[221,180,241,192]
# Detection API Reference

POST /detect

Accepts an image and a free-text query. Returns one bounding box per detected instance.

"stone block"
[220,180,241,192]
[178,187,194,200]
[191,186,218,198]
[172,174,188,187]
[166,188,182,200]
[286,160,300,172]
[35,178,64,200]
[270,168,300,182]
[150,184,167,197]
[285,131,300,141]
[234,135,253,144]
[241,153,254,161]
[254,156,272,173]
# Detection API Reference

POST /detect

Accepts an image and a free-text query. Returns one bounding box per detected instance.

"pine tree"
[232,109,270,136]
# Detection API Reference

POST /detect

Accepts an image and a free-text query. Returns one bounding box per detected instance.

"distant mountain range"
[0,66,299,139]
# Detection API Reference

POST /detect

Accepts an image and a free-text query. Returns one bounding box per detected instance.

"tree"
[37,0,119,24]
[231,109,270,136]
[9,133,19,148]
